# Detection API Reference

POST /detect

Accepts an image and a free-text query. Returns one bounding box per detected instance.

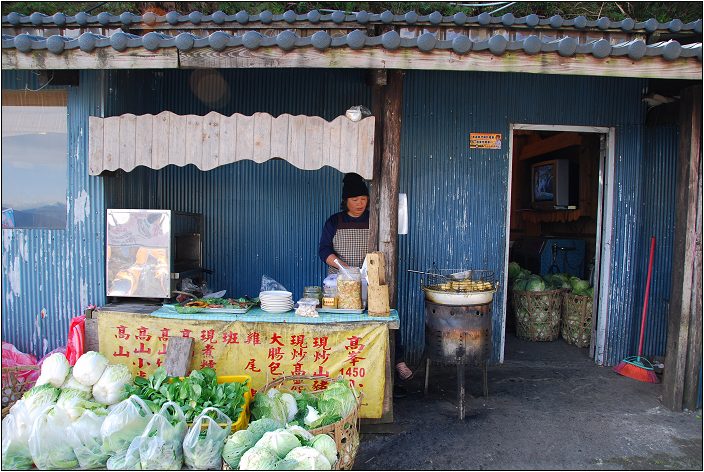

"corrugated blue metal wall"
[2,67,679,367]
[2,70,106,359]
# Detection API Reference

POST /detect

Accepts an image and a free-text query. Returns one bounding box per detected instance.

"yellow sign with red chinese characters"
[97,311,388,418]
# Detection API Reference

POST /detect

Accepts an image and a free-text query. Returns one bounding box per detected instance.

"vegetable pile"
[508,262,594,297]
[122,366,249,424]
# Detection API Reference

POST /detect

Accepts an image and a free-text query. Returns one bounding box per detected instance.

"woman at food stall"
[318,173,413,396]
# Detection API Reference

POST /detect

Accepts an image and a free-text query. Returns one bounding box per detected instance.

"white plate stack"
[259,291,294,313]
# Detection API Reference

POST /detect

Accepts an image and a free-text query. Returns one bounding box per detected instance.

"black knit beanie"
[341,173,369,200]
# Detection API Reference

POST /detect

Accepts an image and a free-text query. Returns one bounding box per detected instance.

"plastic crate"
[183,374,251,432]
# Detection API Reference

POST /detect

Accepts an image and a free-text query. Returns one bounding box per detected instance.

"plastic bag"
[64,314,86,366]
[261,275,288,292]
[100,395,154,457]
[345,105,372,122]
[138,401,187,470]
[106,436,141,470]
[28,405,79,470]
[66,409,110,469]
[1,400,34,469]
[183,407,232,470]
[1,342,38,386]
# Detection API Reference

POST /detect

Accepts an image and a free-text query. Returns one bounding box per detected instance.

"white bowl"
[259,291,293,298]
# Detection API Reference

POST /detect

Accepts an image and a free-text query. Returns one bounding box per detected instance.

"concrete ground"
[356,334,703,470]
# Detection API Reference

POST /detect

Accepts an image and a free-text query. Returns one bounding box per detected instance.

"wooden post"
[367,252,390,317]
[378,70,403,308]
[663,84,702,411]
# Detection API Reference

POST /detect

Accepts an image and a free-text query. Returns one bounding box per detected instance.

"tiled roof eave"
[2,43,701,81]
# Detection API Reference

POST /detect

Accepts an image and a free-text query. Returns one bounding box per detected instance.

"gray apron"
[328,213,369,275]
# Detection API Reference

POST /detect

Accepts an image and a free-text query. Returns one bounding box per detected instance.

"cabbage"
[92,364,133,406]
[247,418,285,443]
[239,446,281,470]
[284,446,332,470]
[280,393,298,423]
[512,278,528,291]
[64,398,109,423]
[525,276,546,292]
[22,383,60,415]
[35,353,70,389]
[508,262,522,280]
[60,372,93,394]
[255,429,301,458]
[223,430,256,469]
[585,286,594,298]
[57,387,92,411]
[286,425,315,444]
[310,434,337,466]
[571,279,591,296]
[304,405,322,427]
[251,391,289,426]
[317,379,357,419]
[73,351,109,387]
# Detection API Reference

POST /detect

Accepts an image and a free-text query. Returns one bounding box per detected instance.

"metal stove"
[419,269,496,420]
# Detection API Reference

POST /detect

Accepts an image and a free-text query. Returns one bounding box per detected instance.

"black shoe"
[393,385,407,398]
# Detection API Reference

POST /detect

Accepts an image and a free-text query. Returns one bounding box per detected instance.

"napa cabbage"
[251,391,289,426]
[60,372,93,394]
[35,353,70,389]
[72,351,109,387]
[22,384,60,415]
[92,364,133,406]
[317,379,357,419]
[56,387,92,411]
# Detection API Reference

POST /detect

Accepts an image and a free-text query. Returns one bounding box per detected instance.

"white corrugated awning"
[88,112,375,178]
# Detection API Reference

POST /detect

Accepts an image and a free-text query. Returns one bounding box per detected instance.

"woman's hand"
[326,254,347,269]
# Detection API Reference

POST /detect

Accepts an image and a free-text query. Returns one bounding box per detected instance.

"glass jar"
[302,286,323,305]
[322,284,338,309]
[337,267,362,310]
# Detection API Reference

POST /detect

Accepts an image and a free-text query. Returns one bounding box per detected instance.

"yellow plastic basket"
[182,374,251,432]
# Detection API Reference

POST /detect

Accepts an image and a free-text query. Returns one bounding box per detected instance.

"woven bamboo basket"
[223,374,362,471]
[513,289,563,341]
[2,365,40,419]
[561,292,593,348]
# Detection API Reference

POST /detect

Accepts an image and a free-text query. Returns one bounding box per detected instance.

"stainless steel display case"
[105,209,203,299]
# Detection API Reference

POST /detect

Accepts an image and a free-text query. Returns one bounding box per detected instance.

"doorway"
[501,124,614,365]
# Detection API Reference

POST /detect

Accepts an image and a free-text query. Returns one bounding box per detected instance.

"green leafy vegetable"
[310,434,338,466]
[35,353,70,389]
[255,429,301,458]
[247,418,285,443]
[223,429,257,469]
[239,446,281,470]
[72,351,109,387]
[284,445,332,470]
[22,384,60,415]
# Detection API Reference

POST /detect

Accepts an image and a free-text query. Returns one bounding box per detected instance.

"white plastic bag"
[106,436,141,470]
[100,395,154,457]
[183,407,232,470]
[138,401,187,470]
[28,405,79,470]
[1,400,33,469]
[66,409,110,469]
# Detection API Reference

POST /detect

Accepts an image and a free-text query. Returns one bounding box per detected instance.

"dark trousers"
[394,329,405,363]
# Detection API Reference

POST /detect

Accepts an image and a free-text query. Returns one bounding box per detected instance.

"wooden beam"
[2,47,178,69]
[663,85,702,411]
[519,132,582,160]
[378,70,402,309]
[5,46,700,80]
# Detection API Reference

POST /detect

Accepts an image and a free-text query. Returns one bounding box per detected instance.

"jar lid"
[304,286,322,291]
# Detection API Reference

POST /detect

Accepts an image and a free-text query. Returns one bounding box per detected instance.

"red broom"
[613,236,660,383]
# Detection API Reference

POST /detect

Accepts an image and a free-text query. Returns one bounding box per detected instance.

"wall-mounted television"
[531,159,574,209]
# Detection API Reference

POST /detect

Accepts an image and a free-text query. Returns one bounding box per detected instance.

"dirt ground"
[355,334,703,470]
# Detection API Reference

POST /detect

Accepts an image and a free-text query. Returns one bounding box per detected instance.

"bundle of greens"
[122,366,249,424]
[182,407,232,470]
[137,402,188,470]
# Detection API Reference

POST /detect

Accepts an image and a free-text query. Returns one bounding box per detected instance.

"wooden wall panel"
[88,112,375,178]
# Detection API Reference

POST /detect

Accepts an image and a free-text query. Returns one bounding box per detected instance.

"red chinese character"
[134,327,152,341]
[314,350,330,364]
[200,329,218,344]
[290,335,307,348]
[290,363,306,376]
[223,331,239,344]
[134,358,150,369]
[244,359,261,372]
[245,332,261,345]
[346,336,363,350]
[313,366,329,377]
[313,337,329,349]
[157,343,167,355]
[181,329,193,338]
[156,358,163,367]
[158,328,170,342]
[312,380,329,390]
[114,325,130,340]
[268,362,283,376]
[113,345,130,357]
[270,333,285,346]
[202,344,215,358]
[291,348,306,363]
[346,352,365,366]
[200,359,217,369]
[138,370,147,378]
[268,347,284,361]
[134,343,152,354]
